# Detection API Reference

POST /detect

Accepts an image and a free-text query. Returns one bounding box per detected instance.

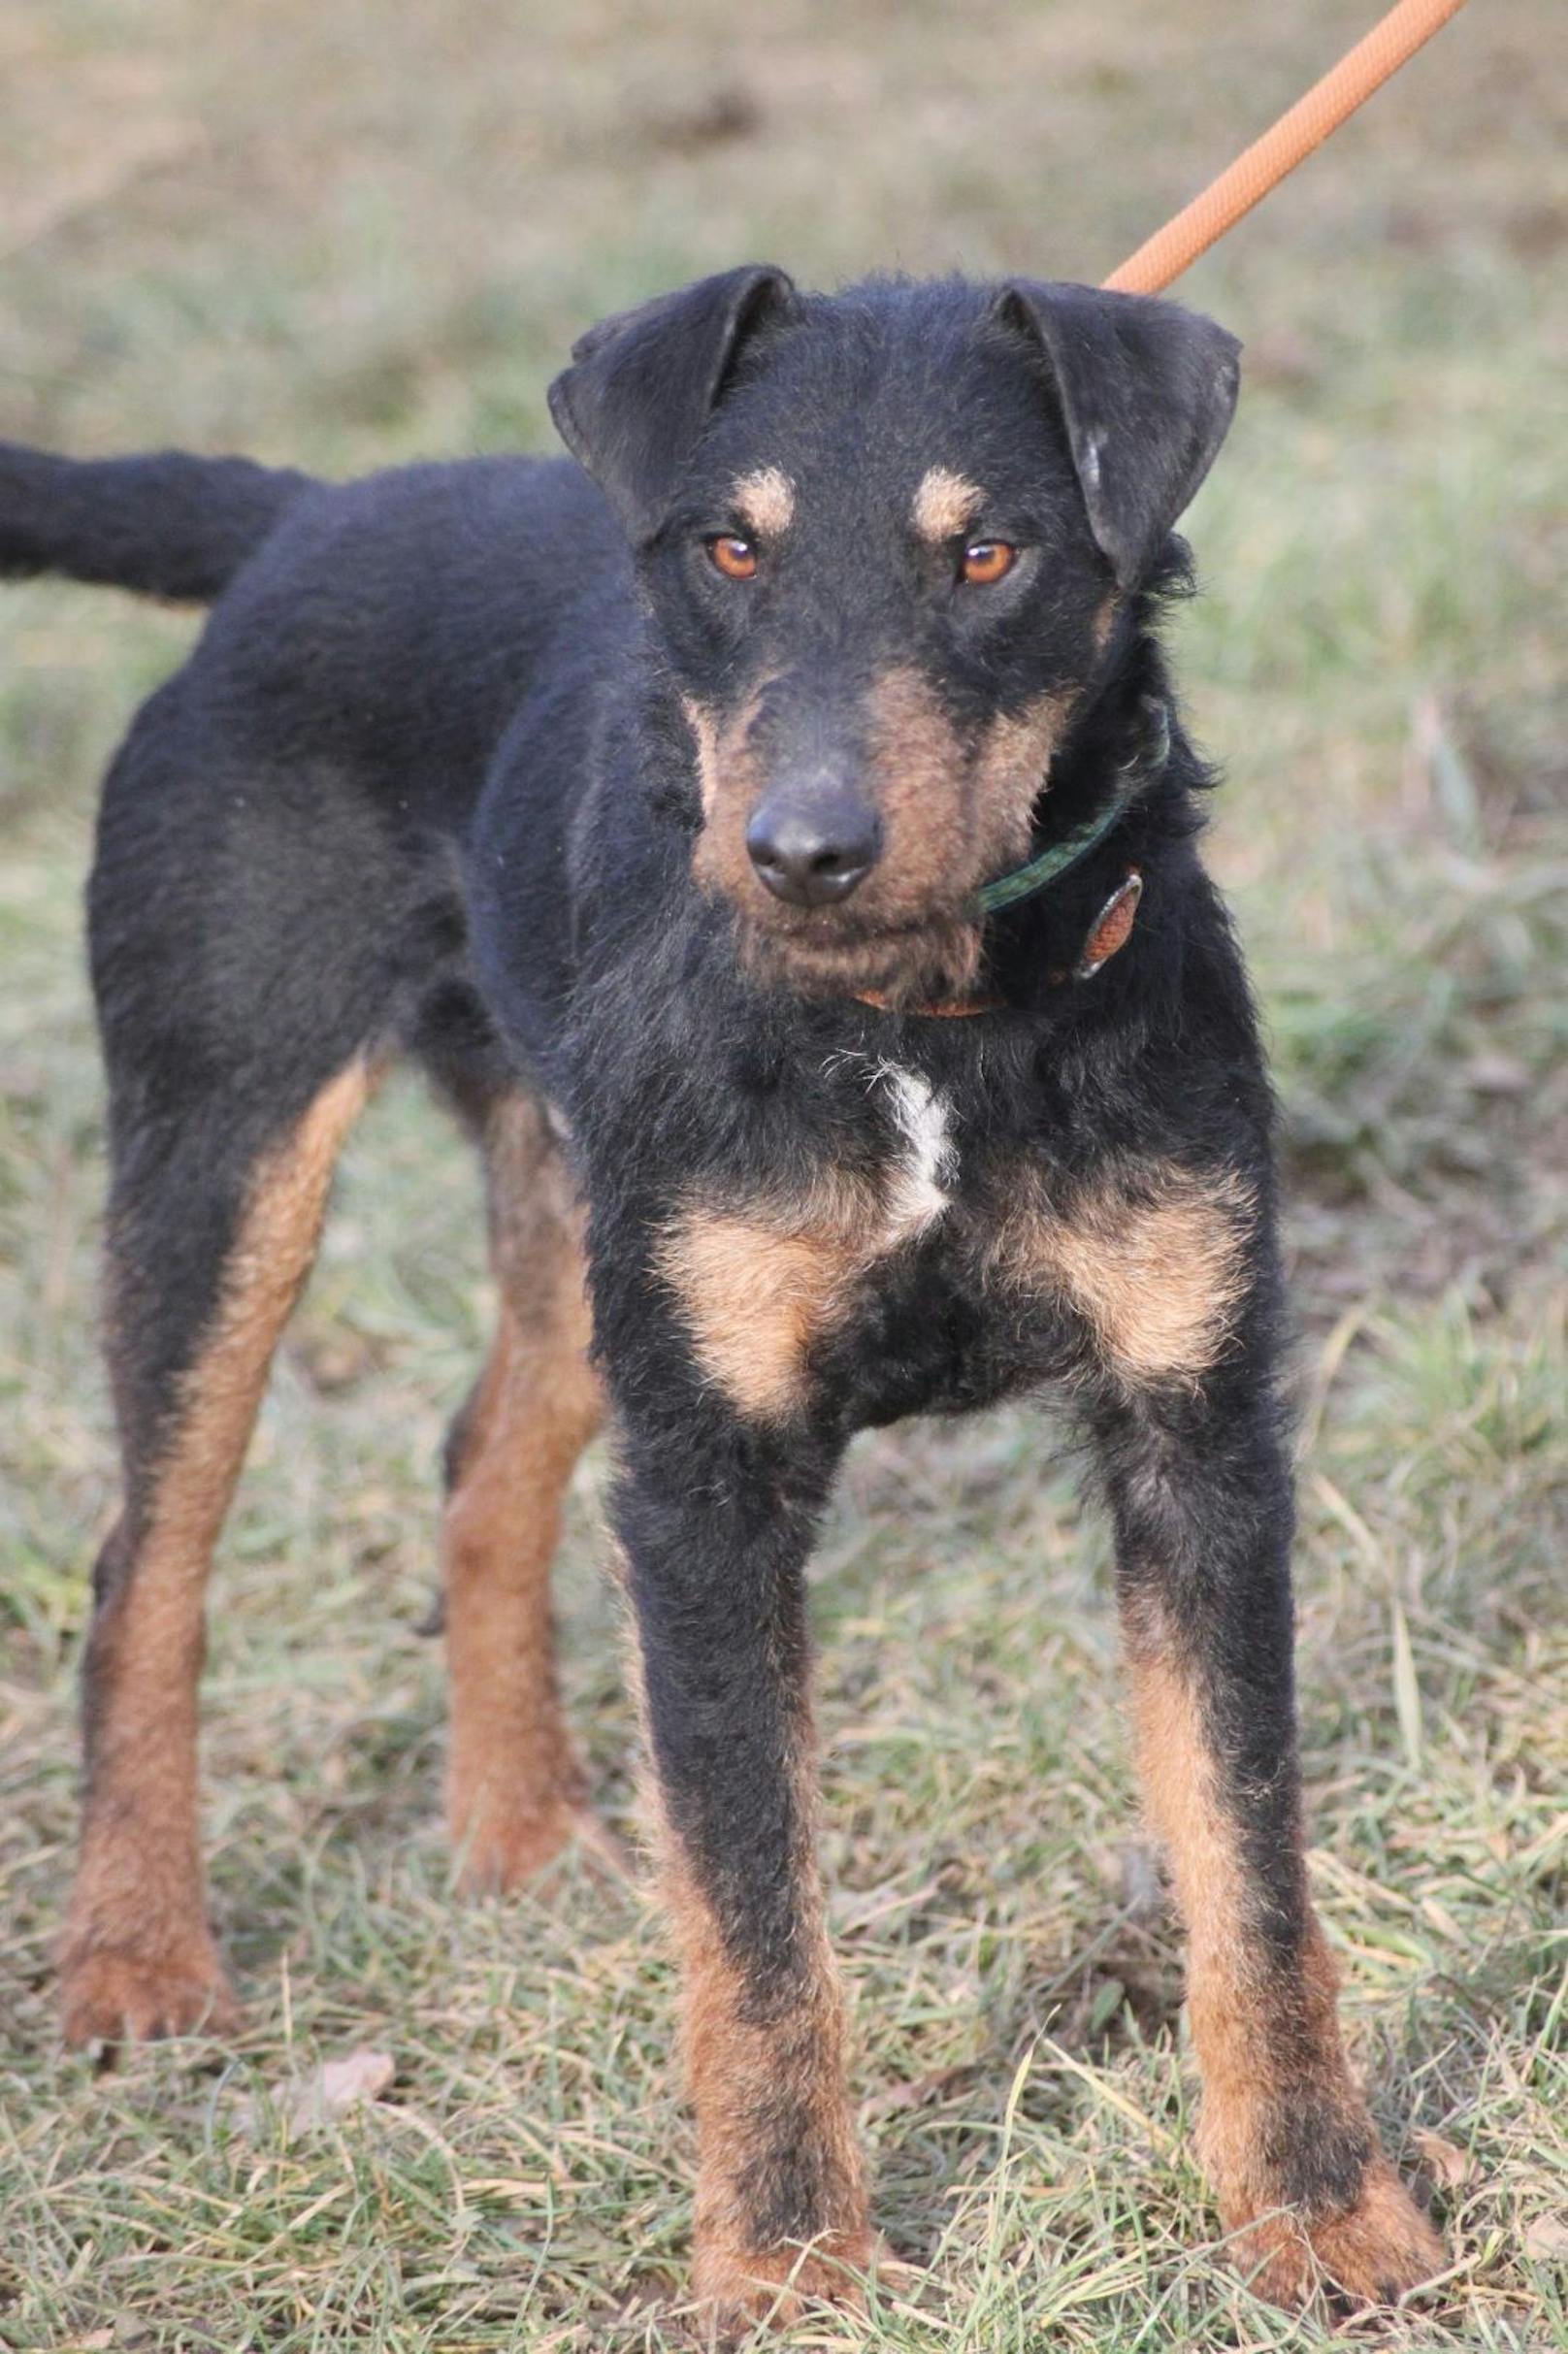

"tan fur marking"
[732,464,796,538]
[1125,1616,1443,2303]
[1238,2158,1446,2306]
[657,1205,864,1422]
[1126,1634,1279,2193]
[971,688,1073,857]
[863,661,964,866]
[60,1060,372,2043]
[655,1134,949,1421]
[645,1704,869,2327]
[991,1163,1254,1383]
[683,680,771,829]
[912,465,983,541]
[443,1095,604,1890]
[680,695,722,819]
[866,671,1069,912]
[794,662,996,1007]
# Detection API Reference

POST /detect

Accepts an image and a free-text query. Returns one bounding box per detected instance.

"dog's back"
[6,441,634,1140]
[1,440,627,808]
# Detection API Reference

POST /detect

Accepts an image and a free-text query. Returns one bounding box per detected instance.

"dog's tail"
[0,442,318,604]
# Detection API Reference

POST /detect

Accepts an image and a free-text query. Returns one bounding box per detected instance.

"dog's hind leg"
[440,1092,604,1891]
[60,1056,373,2045]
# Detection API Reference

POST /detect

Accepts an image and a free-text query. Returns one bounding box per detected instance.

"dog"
[0,266,1443,2332]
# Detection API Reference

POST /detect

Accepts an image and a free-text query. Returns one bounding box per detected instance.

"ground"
[0,1,1564,2347]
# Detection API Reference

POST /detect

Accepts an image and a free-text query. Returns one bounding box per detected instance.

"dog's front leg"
[1096,1373,1444,2307]
[615,1439,872,2333]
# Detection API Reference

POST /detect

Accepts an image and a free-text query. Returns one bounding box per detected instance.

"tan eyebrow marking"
[731,466,795,537]
[912,466,984,540]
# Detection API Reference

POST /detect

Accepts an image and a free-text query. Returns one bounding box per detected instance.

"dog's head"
[550,269,1238,1004]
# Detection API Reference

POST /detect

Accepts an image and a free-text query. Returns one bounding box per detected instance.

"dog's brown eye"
[960,539,1017,586]
[707,535,758,581]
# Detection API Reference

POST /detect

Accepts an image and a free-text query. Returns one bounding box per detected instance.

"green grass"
[2,0,1565,2345]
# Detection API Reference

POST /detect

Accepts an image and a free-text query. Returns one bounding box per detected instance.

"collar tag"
[1074,868,1143,978]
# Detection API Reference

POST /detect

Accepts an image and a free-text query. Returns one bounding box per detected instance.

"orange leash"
[1103,0,1470,297]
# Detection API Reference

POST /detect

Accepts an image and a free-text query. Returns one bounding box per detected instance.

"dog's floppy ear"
[548,265,798,543]
[995,280,1240,588]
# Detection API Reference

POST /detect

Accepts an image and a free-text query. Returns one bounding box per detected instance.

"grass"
[1,0,1565,2345]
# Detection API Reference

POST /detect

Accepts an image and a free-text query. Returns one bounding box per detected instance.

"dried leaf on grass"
[1522,2213,1568,2263]
[861,2063,975,2122]
[238,2045,395,2138]
[1411,2129,1477,2191]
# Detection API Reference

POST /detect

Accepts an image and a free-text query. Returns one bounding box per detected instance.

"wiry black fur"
[5,265,1435,2320]
[0,443,315,602]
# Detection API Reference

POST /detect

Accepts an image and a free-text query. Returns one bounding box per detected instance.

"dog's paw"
[693,2229,877,2340]
[453,1798,630,1895]
[1230,2159,1445,2308]
[59,1935,239,2048]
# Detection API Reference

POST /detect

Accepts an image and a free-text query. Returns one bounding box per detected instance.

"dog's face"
[551,270,1238,1003]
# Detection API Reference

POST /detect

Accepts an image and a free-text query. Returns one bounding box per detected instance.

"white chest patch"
[877,1063,956,1248]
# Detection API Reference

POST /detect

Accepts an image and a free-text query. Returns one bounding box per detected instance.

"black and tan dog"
[1,267,1443,2328]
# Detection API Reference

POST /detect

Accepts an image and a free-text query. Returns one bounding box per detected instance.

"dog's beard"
[730,901,987,1008]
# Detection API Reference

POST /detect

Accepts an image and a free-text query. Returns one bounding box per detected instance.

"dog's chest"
[658,1061,1030,1425]
[657,1053,1252,1430]
[801,1059,1042,1422]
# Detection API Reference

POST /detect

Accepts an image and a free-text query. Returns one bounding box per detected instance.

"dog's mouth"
[727,890,989,1007]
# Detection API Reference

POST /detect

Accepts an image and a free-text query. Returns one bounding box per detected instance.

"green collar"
[971,697,1171,918]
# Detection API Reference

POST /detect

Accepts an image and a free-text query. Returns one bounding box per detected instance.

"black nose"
[746,794,882,907]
